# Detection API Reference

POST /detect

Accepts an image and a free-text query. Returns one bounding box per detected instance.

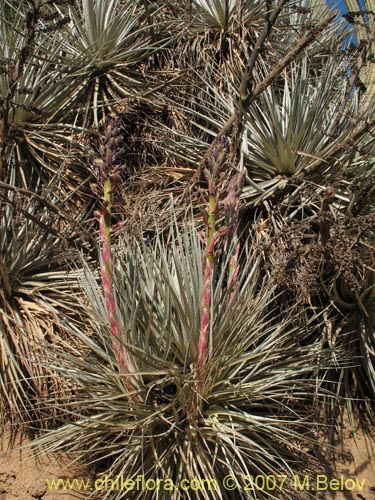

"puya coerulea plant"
[93,116,134,379]
[196,136,244,395]
[32,127,333,500]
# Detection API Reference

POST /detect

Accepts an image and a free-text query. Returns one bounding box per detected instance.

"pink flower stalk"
[197,136,229,393]
[197,244,213,393]
[197,137,245,395]
[224,171,246,308]
[94,117,131,375]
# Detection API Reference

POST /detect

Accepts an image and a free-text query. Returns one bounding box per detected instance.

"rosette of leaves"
[32,219,334,500]
[191,0,264,32]
[55,0,172,128]
[241,55,357,204]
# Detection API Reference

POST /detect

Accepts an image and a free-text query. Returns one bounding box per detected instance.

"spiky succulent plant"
[0,0,374,492]
[30,133,336,499]
[33,215,335,500]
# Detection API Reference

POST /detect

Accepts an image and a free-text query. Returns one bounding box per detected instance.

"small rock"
[27,481,47,499]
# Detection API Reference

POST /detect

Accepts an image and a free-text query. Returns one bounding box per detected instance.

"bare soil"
[315,422,375,500]
[0,431,87,500]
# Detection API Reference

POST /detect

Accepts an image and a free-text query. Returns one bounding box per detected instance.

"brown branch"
[0,3,40,176]
[185,0,192,24]
[0,181,97,246]
[319,187,335,245]
[0,260,12,297]
[239,0,288,106]
[140,0,156,44]
[191,1,288,185]
[188,9,338,190]
[244,10,338,108]
[0,190,65,240]
[331,20,375,135]
[298,115,375,177]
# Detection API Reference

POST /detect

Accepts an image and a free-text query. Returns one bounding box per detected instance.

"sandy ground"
[314,423,375,500]
[0,422,374,500]
[0,433,87,500]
